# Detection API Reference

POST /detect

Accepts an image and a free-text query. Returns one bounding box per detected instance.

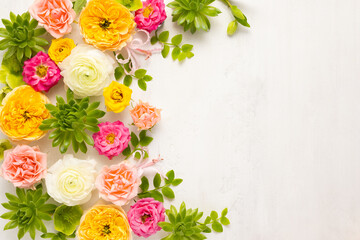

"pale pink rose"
[0,145,47,189]
[95,161,141,206]
[130,100,161,130]
[29,0,76,38]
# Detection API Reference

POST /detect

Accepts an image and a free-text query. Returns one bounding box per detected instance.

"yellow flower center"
[106,133,116,144]
[36,65,48,78]
[111,89,124,102]
[22,111,31,121]
[141,214,151,223]
[102,224,111,235]
[59,47,64,52]
[143,5,153,18]
[99,19,111,29]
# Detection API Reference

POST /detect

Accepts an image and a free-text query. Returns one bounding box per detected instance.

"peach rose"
[29,0,76,38]
[95,161,141,206]
[130,100,161,130]
[0,145,47,189]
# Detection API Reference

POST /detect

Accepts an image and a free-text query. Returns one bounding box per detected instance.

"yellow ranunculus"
[103,81,132,113]
[0,85,50,141]
[48,38,76,64]
[79,0,136,51]
[78,205,131,240]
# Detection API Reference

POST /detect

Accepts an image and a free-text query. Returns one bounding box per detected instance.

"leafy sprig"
[158,202,230,239]
[114,61,153,91]
[221,0,250,36]
[138,170,183,202]
[41,232,76,240]
[122,130,153,159]
[1,185,57,240]
[54,205,83,236]
[72,0,87,14]
[167,0,221,34]
[39,89,105,154]
[151,31,194,62]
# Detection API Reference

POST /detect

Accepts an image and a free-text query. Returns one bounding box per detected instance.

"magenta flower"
[127,198,166,237]
[134,0,167,33]
[92,121,131,159]
[22,51,61,92]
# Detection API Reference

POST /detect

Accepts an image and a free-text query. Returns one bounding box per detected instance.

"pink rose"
[95,161,141,206]
[23,51,62,92]
[92,121,131,160]
[130,100,161,130]
[127,198,165,237]
[29,0,76,38]
[134,0,167,33]
[0,145,47,189]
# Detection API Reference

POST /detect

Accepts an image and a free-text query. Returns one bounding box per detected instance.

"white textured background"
[1,0,360,239]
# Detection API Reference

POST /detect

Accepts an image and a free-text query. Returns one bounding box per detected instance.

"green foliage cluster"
[40,89,105,154]
[221,0,250,36]
[0,12,48,63]
[1,185,57,240]
[158,202,230,240]
[138,170,183,202]
[167,0,221,33]
[151,31,194,62]
[72,0,87,14]
[114,61,153,91]
[122,130,153,159]
[41,232,75,240]
[0,139,12,161]
[54,205,83,236]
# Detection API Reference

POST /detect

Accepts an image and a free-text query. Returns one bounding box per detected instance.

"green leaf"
[151,190,164,202]
[221,208,228,217]
[162,45,170,58]
[4,220,17,230]
[181,44,193,52]
[171,34,183,45]
[114,66,124,80]
[153,173,161,188]
[1,211,16,219]
[130,132,139,147]
[231,5,245,20]
[210,211,218,220]
[124,75,132,87]
[122,145,131,157]
[115,0,143,11]
[227,20,238,36]
[139,130,147,140]
[166,170,175,182]
[172,178,183,186]
[135,69,147,79]
[73,0,87,14]
[158,222,174,232]
[178,52,187,62]
[138,79,147,91]
[54,205,83,235]
[235,14,250,28]
[140,176,149,192]
[143,75,153,82]
[140,136,153,146]
[162,187,175,199]
[151,36,158,45]
[212,221,223,232]
[33,28,46,37]
[220,216,230,225]
[158,31,169,42]
[172,47,181,60]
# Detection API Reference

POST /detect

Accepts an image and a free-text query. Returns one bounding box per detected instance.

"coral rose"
[29,0,76,38]
[95,161,141,206]
[48,38,76,63]
[103,81,132,113]
[0,86,50,141]
[130,100,161,130]
[93,121,131,160]
[135,0,167,33]
[78,205,131,240]
[127,198,165,237]
[22,51,61,92]
[79,0,136,51]
[0,145,47,189]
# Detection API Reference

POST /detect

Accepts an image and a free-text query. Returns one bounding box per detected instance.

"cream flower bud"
[45,154,97,206]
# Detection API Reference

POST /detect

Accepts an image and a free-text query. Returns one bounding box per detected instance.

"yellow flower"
[0,86,50,141]
[79,0,136,51]
[78,205,131,240]
[103,81,132,113]
[48,38,76,64]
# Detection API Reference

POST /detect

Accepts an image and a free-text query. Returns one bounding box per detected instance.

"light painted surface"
[1,0,360,239]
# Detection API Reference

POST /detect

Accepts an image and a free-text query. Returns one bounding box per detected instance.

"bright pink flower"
[130,100,161,130]
[22,51,61,92]
[29,0,76,38]
[127,198,165,237]
[0,145,47,189]
[92,121,131,160]
[95,161,141,206]
[134,0,167,33]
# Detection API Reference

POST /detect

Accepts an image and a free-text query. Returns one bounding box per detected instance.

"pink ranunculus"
[0,145,47,189]
[134,0,167,33]
[22,51,61,92]
[29,0,76,38]
[130,100,161,130]
[127,198,166,238]
[92,121,131,160]
[95,161,141,206]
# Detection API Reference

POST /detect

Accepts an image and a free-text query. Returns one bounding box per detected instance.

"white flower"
[59,44,115,97]
[45,154,97,206]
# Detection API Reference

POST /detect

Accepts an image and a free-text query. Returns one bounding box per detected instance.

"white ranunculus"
[45,154,97,206]
[59,44,115,97]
